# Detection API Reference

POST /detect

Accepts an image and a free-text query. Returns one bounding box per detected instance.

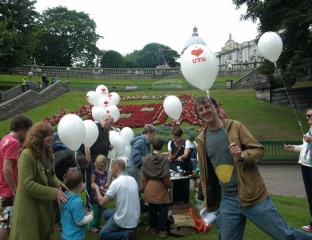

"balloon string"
[274,63,304,135]
[206,90,210,98]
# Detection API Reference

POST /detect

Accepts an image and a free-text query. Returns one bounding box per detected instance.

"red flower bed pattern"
[41,94,203,128]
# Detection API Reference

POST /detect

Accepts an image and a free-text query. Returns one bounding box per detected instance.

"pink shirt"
[0,135,20,197]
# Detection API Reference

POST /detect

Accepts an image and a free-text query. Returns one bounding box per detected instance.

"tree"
[34,6,102,67]
[100,50,125,68]
[136,43,180,68]
[233,0,312,87]
[0,0,39,72]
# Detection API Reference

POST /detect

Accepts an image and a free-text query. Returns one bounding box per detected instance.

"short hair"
[63,169,83,190]
[111,159,125,171]
[142,124,156,134]
[172,126,183,137]
[10,114,33,132]
[94,154,107,168]
[152,137,164,151]
[76,155,88,169]
[193,96,221,119]
[189,136,195,141]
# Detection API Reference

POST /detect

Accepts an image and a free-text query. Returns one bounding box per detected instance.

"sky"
[34,0,259,55]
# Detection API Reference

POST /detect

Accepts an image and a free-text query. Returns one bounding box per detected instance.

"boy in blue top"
[61,169,93,240]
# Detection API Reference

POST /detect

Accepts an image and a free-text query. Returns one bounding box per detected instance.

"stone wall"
[0,81,69,121]
[271,87,312,110]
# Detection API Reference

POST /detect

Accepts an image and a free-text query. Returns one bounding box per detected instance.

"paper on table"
[200,207,219,226]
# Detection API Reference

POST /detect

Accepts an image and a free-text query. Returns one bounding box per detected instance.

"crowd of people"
[0,98,312,240]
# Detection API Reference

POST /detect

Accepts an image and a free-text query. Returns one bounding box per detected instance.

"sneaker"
[146,226,157,235]
[91,228,100,233]
[301,225,312,231]
[158,230,168,239]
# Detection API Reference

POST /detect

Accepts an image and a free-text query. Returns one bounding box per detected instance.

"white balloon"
[106,105,120,122]
[86,91,98,105]
[118,156,130,165]
[163,95,182,120]
[107,148,117,159]
[95,85,108,96]
[82,120,99,147]
[108,92,120,105]
[92,106,105,122]
[120,127,134,144]
[109,130,120,142]
[258,31,283,63]
[111,136,126,153]
[181,44,218,91]
[118,145,131,158]
[58,114,86,151]
[98,96,110,109]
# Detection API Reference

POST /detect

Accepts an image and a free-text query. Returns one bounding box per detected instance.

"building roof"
[182,25,206,54]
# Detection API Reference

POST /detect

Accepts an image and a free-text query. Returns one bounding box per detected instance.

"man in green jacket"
[194,96,312,240]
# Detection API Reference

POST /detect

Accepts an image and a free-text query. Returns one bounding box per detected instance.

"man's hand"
[229,143,243,160]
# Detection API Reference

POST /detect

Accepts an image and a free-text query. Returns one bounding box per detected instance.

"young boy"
[141,137,173,239]
[61,169,93,240]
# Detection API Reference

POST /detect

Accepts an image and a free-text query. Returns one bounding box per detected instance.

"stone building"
[215,33,264,65]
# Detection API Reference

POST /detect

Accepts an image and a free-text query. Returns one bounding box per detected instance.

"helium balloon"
[258,32,283,63]
[82,120,99,148]
[181,44,218,91]
[107,148,117,159]
[86,91,98,105]
[109,130,120,142]
[163,95,182,120]
[95,85,108,97]
[106,105,120,122]
[98,96,110,109]
[120,127,134,144]
[92,106,105,122]
[118,145,131,159]
[111,136,126,154]
[108,92,120,106]
[58,114,86,151]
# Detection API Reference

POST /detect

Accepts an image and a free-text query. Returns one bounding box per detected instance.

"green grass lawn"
[50,191,312,240]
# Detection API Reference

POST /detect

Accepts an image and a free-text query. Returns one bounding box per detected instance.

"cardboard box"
[168,202,201,219]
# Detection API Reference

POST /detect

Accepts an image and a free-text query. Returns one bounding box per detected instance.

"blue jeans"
[100,208,129,240]
[217,194,312,240]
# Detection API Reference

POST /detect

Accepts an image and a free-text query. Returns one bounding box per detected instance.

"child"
[88,154,108,233]
[141,137,173,239]
[61,169,93,240]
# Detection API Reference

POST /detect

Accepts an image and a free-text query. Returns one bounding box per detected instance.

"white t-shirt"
[105,173,140,228]
[168,140,191,151]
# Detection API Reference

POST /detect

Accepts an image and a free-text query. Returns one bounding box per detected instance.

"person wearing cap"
[194,95,312,240]
[21,77,29,92]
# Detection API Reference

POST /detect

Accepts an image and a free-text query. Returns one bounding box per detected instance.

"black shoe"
[128,229,135,240]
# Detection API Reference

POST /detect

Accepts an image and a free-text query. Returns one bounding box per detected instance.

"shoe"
[128,229,135,240]
[158,230,168,239]
[91,228,100,233]
[301,225,312,231]
[146,226,157,235]
[54,222,62,231]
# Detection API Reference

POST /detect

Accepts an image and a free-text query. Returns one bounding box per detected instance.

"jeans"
[100,208,129,240]
[217,194,312,240]
[301,164,312,226]
[148,203,168,231]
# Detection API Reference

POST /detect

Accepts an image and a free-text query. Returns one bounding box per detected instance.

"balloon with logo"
[58,114,86,151]
[163,95,182,120]
[82,120,99,148]
[258,31,283,63]
[111,136,126,154]
[98,96,110,109]
[95,85,108,97]
[86,91,98,105]
[108,92,120,106]
[180,44,218,97]
[106,105,120,122]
